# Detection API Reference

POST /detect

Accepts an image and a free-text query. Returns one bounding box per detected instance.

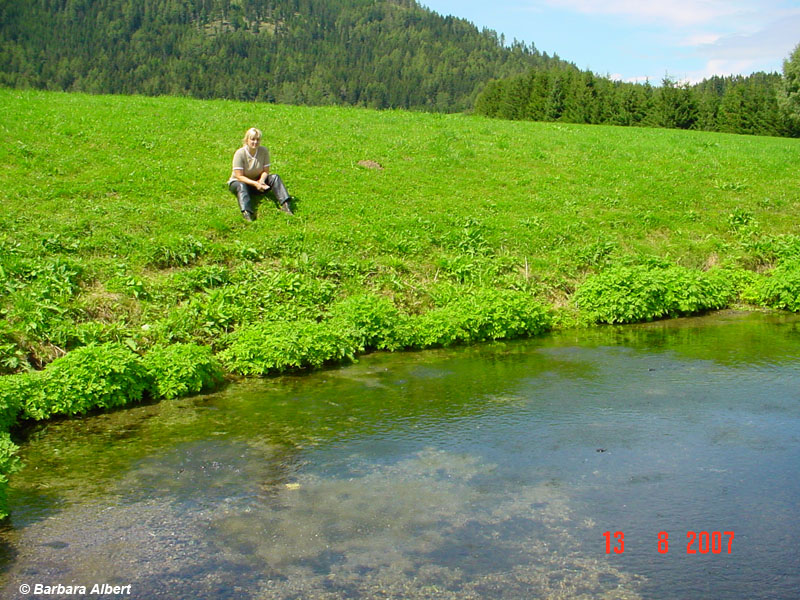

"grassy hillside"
[2,88,800,517]
[2,88,800,365]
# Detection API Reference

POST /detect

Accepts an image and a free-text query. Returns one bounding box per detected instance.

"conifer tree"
[657,77,699,129]
[780,42,800,134]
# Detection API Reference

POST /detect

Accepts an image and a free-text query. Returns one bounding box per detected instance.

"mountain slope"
[0,0,571,111]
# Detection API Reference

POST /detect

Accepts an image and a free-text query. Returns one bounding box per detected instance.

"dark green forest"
[475,67,800,137]
[2,0,798,135]
[0,0,569,111]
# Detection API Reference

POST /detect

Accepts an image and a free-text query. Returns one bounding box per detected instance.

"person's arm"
[257,148,271,187]
[234,168,269,191]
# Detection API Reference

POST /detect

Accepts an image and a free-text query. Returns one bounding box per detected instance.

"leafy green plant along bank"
[1,89,799,518]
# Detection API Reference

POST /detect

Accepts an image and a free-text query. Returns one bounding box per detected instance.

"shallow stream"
[1,311,799,599]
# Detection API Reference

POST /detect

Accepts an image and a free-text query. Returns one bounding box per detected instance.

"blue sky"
[420,0,800,83]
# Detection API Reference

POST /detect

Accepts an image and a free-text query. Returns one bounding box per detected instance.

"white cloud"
[680,33,723,47]
[625,75,659,84]
[608,73,659,83]
[535,0,800,79]
[541,0,754,27]
[694,13,800,63]
[680,59,760,83]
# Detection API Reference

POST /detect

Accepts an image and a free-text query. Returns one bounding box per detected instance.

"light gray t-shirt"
[228,146,270,184]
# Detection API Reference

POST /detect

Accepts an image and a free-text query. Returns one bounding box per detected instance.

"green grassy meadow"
[3,87,800,348]
[3,88,800,364]
[1,88,800,516]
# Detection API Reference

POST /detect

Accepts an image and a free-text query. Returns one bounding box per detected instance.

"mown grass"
[2,87,800,517]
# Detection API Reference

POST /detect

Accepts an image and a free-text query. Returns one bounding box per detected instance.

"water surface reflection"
[1,311,798,599]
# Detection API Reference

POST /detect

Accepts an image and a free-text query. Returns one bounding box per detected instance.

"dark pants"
[228,173,290,214]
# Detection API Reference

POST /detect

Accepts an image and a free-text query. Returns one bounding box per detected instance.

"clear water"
[1,311,799,599]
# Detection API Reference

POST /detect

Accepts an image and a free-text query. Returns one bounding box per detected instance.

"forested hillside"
[475,67,800,137]
[0,0,570,111]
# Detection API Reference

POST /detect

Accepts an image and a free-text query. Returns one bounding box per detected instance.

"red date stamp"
[603,530,734,554]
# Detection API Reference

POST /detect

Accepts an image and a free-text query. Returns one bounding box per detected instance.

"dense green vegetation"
[476,68,800,138]
[3,0,796,138]
[782,43,800,131]
[0,0,568,112]
[1,88,799,518]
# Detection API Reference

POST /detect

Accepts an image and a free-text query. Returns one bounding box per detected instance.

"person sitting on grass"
[227,127,293,220]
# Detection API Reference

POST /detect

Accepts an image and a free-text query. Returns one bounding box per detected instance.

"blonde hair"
[242,127,262,146]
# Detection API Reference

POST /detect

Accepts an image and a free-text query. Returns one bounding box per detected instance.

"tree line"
[474,56,800,137]
[2,0,797,136]
[0,0,570,112]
